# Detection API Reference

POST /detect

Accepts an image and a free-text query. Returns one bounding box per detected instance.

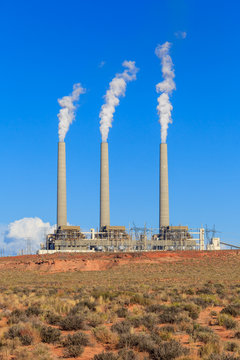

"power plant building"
[41,139,206,253]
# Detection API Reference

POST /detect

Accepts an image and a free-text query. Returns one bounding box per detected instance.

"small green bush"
[140,314,158,330]
[111,321,131,334]
[7,309,27,325]
[158,306,189,324]
[118,333,156,353]
[209,353,240,360]
[182,303,200,320]
[60,315,85,331]
[40,326,61,344]
[150,340,189,360]
[118,349,137,360]
[25,305,42,317]
[234,331,240,339]
[146,304,166,313]
[87,313,104,327]
[93,325,118,344]
[130,294,150,306]
[63,345,84,358]
[221,305,240,317]
[62,332,89,347]
[225,342,239,352]
[218,314,237,329]
[198,342,221,358]
[45,312,61,325]
[5,324,34,346]
[93,352,118,360]
[116,307,128,318]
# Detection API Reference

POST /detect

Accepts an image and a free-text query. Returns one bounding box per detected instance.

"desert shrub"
[182,303,200,320]
[210,311,218,317]
[157,331,172,341]
[221,305,240,317]
[225,342,239,352]
[60,315,85,331]
[7,309,27,325]
[161,325,175,333]
[13,348,31,360]
[188,323,218,344]
[92,289,120,301]
[126,316,141,328]
[158,306,189,324]
[40,326,61,344]
[87,312,104,327]
[234,331,240,339]
[111,321,131,334]
[118,333,156,353]
[209,354,240,360]
[217,314,237,329]
[192,295,219,308]
[198,342,221,358]
[80,299,97,311]
[69,302,86,315]
[130,294,150,306]
[25,305,42,317]
[118,349,138,360]
[140,314,158,330]
[194,330,218,344]
[62,331,89,347]
[116,307,128,318]
[5,324,34,345]
[6,324,22,339]
[150,340,189,360]
[63,345,84,358]
[32,343,54,360]
[18,328,34,346]
[93,352,118,360]
[185,288,195,295]
[147,304,166,313]
[196,286,215,295]
[45,311,61,325]
[93,326,118,344]
[48,288,58,296]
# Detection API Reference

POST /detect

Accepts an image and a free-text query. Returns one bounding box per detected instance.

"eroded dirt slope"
[0,250,239,273]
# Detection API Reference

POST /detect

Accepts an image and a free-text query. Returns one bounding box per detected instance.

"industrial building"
[38,137,210,254]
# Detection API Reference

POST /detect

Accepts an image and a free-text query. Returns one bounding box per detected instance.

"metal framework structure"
[41,225,205,253]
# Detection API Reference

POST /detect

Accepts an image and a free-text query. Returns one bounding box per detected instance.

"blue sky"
[0,0,240,249]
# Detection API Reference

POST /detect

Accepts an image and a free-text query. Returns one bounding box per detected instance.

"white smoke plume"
[155,42,176,143]
[0,218,56,255]
[100,61,139,142]
[58,83,86,142]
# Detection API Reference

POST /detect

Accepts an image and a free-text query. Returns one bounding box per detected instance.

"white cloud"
[174,31,187,39]
[0,217,56,256]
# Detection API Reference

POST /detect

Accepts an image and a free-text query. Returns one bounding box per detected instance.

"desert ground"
[0,250,240,360]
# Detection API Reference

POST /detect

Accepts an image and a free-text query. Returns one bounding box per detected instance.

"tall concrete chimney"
[159,143,169,228]
[57,141,67,228]
[100,142,110,228]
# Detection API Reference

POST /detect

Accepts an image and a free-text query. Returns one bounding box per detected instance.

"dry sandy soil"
[0,250,240,360]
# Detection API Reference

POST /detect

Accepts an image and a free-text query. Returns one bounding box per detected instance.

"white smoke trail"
[100,61,139,142]
[155,42,176,143]
[58,83,86,142]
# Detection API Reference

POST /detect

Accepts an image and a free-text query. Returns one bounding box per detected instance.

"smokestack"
[100,142,110,228]
[57,142,67,228]
[159,143,169,228]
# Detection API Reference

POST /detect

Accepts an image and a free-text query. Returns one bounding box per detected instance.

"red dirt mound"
[0,250,239,273]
